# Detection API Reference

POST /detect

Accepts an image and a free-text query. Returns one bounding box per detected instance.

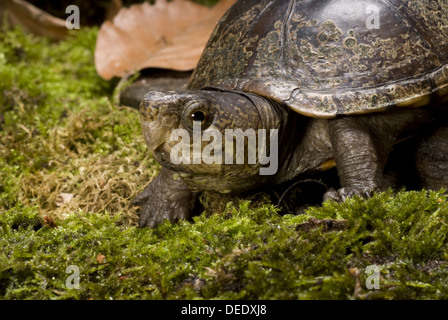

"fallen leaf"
[43,215,57,228]
[0,0,68,40]
[97,254,106,264]
[94,0,236,80]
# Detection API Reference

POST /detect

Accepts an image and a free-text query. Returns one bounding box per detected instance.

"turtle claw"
[323,186,375,202]
[131,168,198,228]
[134,194,191,228]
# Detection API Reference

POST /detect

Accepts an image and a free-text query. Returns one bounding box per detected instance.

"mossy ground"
[1,26,448,300]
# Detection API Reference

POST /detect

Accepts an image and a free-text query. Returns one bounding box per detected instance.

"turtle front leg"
[324,116,394,202]
[131,168,199,228]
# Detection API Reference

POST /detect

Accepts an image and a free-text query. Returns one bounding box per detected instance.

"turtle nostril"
[191,111,206,123]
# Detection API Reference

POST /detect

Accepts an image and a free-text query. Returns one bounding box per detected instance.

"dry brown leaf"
[43,215,57,228]
[0,0,68,40]
[96,254,106,264]
[95,0,236,80]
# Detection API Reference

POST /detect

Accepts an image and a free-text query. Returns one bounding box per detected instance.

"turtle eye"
[191,110,206,123]
[182,100,213,130]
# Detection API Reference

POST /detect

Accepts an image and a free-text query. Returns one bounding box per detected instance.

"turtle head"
[139,89,287,193]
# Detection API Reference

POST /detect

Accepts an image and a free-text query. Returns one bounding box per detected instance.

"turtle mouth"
[152,143,198,175]
[152,143,175,168]
[153,141,226,176]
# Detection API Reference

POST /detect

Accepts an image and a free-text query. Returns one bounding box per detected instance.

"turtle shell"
[189,0,448,118]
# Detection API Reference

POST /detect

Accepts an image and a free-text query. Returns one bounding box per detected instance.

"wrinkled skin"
[131,89,446,227]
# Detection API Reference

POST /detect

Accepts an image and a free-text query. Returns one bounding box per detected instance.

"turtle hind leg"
[414,124,448,190]
[386,122,448,191]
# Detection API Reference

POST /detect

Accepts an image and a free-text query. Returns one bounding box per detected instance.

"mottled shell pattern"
[189,0,448,118]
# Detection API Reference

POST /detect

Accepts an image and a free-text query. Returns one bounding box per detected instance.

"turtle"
[131,0,448,228]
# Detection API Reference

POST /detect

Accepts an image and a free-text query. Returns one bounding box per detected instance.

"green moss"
[1,191,448,299]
